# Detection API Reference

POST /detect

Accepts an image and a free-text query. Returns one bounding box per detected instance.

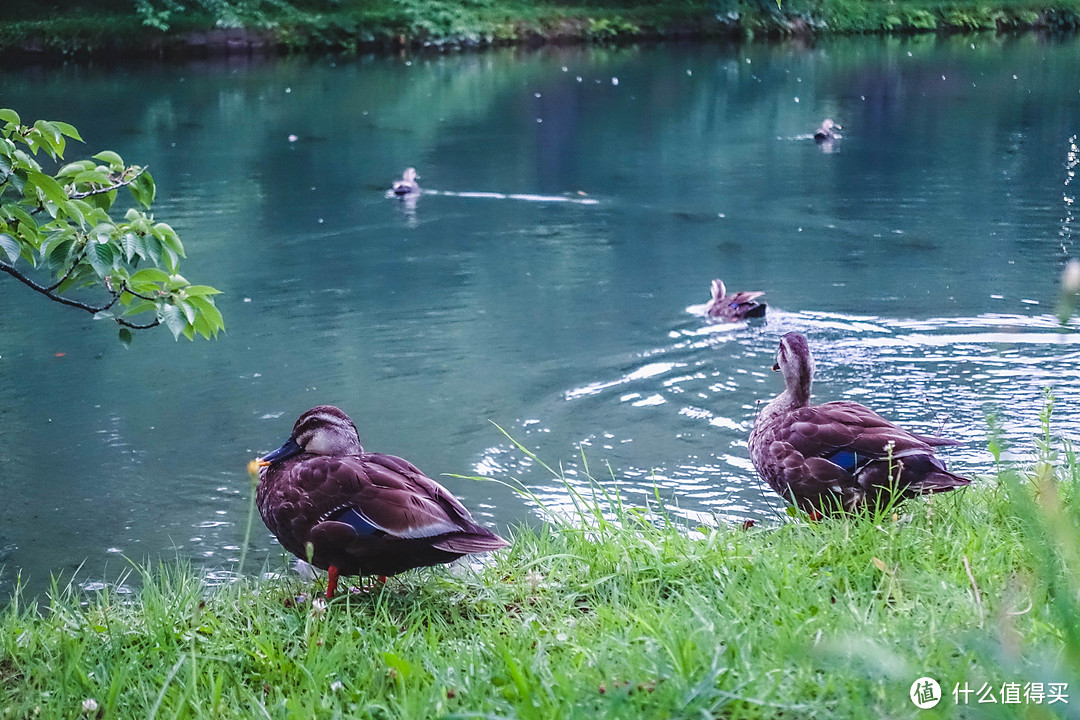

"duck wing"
[785,401,944,460]
[757,400,968,513]
[706,290,767,320]
[310,453,485,539]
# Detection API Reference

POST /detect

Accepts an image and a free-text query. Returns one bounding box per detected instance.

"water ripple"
[474,310,1080,528]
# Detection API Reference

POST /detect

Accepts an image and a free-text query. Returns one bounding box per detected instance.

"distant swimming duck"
[705,279,767,322]
[748,333,970,516]
[392,167,421,197]
[814,119,842,143]
[256,405,508,598]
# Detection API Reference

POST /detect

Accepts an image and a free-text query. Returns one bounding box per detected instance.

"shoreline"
[1,3,1078,63]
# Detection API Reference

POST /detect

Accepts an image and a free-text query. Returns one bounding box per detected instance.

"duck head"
[401,168,418,183]
[261,405,363,464]
[772,332,815,406]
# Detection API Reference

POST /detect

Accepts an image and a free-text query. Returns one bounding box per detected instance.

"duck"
[748,333,970,516]
[814,119,842,143]
[255,405,508,598]
[705,279,767,322]
[391,168,420,197]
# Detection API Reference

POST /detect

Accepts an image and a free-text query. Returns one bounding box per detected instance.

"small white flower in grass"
[81,698,99,715]
[330,680,344,692]
[311,597,328,617]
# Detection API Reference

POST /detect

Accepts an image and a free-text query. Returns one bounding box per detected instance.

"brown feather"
[749,333,970,515]
[257,406,508,580]
[705,279,767,322]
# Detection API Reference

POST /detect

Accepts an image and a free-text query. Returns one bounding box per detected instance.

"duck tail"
[432,529,510,554]
[903,453,972,493]
[909,469,972,494]
[915,434,962,447]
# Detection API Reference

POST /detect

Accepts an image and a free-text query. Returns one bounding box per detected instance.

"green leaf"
[46,238,75,272]
[192,311,214,339]
[74,169,111,185]
[121,300,158,316]
[88,242,116,276]
[130,170,156,209]
[85,188,117,212]
[7,205,36,230]
[34,120,65,158]
[28,171,69,207]
[0,233,20,263]
[120,232,140,262]
[93,150,124,172]
[143,235,161,266]
[118,327,133,347]
[161,304,185,340]
[162,244,179,273]
[184,285,223,297]
[0,109,21,126]
[129,267,170,284]
[53,121,82,142]
[57,160,94,178]
[189,295,224,334]
[175,298,196,325]
[153,222,184,256]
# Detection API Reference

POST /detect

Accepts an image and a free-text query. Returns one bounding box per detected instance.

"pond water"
[2,34,1079,598]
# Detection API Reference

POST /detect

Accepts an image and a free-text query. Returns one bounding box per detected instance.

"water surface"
[1,34,1078,596]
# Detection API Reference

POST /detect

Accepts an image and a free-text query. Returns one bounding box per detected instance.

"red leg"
[326,565,339,599]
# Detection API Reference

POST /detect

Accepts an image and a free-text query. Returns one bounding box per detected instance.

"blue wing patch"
[333,508,381,536]
[825,449,860,473]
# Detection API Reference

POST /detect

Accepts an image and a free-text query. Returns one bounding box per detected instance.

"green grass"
[2,404,1080,719]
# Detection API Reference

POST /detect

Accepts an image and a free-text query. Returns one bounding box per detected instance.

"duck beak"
[260,437,303,464]
[772,362,780,372]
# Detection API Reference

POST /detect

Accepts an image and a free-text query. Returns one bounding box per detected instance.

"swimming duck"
[705,279,767,321]
[748,333,970,516]
[391,168,420,197]
[814,119,842,143]
[256,405,508,598]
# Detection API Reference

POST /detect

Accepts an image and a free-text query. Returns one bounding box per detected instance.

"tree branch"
[119,282,159,302]
[45,245,88,292]
[69,165,147,200]
[116,316,160,330]
[1,259,148,326]
[1,260,107,312]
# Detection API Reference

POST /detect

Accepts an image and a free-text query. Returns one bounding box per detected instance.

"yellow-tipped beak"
[247,459,271,475]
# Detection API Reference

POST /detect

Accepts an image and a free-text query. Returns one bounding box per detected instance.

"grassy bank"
[1,0,1080,60]
[2,406,1079,718]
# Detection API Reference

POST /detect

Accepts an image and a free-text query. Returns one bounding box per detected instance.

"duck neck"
[772,384,810,413]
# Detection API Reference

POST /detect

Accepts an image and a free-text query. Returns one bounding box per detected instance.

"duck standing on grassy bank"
[254,405,508,598]
[748,332,970,516]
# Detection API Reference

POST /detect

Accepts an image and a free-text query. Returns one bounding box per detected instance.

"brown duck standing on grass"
[705,279,767,322]
[255,405,508,598]
[748,333,970,516]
